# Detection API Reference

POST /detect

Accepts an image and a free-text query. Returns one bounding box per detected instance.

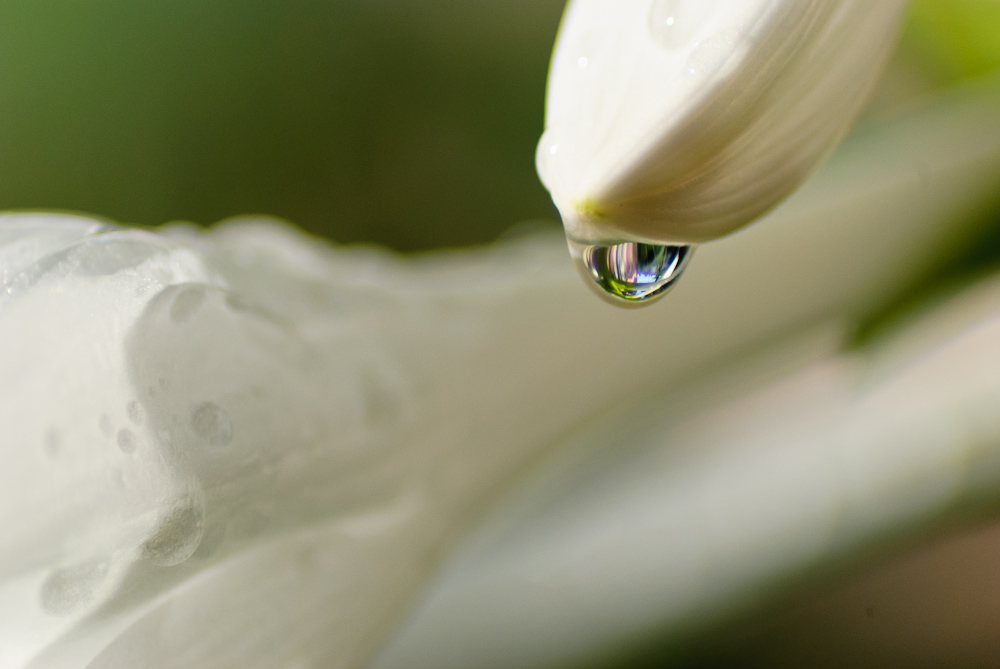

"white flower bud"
[537,0,909,247]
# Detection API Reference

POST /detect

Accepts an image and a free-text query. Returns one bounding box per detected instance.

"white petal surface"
[538,0,909,245]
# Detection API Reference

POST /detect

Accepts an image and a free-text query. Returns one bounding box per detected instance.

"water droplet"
[169,286,206,323]
[39,558,110,615]
[569,239,693,307]
[126,400,144,426]
[649,0,714,50]
[577,56,589,69]
[116,429,137,454]
[99,413,114,438]
[537,130,560,161]
[191,402,233,447]
[142,499,205,566]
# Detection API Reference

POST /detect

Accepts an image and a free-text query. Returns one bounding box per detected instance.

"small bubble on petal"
[191,402,233,447]
[126,400,144,425]
[116,429,137,454]
[142,500,205,567]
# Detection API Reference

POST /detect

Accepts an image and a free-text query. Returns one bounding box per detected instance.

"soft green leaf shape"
[905,0,1000,83]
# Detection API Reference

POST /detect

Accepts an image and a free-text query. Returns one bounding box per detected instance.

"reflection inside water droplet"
[569,239,693,307]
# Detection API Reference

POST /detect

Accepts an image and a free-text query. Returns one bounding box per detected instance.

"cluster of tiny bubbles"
[142,497,206,567]
[126,400,144,425]
[39,557,111,616]
[568,239,694,307]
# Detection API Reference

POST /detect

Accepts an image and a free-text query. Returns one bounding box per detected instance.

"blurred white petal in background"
[376,73,1000,668]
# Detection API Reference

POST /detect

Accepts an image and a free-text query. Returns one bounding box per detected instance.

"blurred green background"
[0,0,997,252]
[0,0,565,250]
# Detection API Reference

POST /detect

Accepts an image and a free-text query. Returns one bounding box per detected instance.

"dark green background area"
[0,1,565,250]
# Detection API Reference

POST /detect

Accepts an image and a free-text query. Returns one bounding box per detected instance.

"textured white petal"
[538,0,909,245]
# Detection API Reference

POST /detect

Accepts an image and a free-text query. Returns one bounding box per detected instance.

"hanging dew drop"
[569,239,693,307]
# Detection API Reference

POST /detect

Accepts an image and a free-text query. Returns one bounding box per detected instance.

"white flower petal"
[538,0,908,245]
